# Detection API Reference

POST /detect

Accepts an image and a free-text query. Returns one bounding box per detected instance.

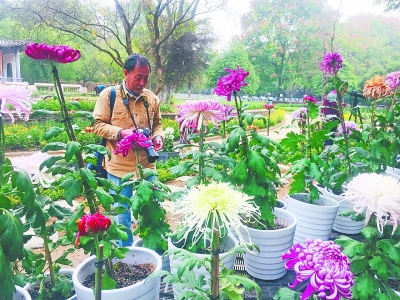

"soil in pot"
[28,274,75,300]
[389,278,400,292]
[82,262,156,289]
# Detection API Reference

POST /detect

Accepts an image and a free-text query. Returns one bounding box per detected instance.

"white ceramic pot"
[285,193,339,244]
[324,188,365,235]
[132,238,170,271]
[386,167,400,177]
[239,208,297,280]
[24,269,76,300]
[72,247,162,300]
[168,234,237,299]
[13,286,32,300]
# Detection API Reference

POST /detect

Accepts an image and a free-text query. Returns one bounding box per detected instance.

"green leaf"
[31,109,59,118]
[39,155,64,169]
[353,272,379,299]
[377,240,400,264]
[48,204,73,219]
[65,141,81,162]
[70,111,94,125]
[95,188,114,211]
[361,226,379,240]
[202,167,223,181]
[66,101,81,110]
[273,287,301,300]
[242,112,254,125]
[41,142,67,152]
[170,162,195,176]
[369,256,389,281]
[248,149,266,176]
[0,211,24,261]
[60,178,83,205]
[350,257,369,274]
[102,267,117,290]
[231,160,248,183]
[80,167,98,190]
[43,126,64,140]
[0,195,12,210]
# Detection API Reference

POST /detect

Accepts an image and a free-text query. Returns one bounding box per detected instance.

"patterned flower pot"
[168,235,237,299]
[324,188,365,235]
[239,208,297,280]
[133,238,170,271]
[285,193,339,244]
[24,269,76,300]
[72,247,162,300]
[13,286,32,300]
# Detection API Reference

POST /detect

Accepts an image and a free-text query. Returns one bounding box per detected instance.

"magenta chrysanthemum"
[282,239,354,300]
[263,103,274,110]
[291,107,308,122]
[0,85,37,122]
[222,104,236,120]
[385,71,400,90]
[214,66,249,101]
[114,131,152,157]
[320,52,343,75]
[303,95,317,103]
[176,99,225,132]
[25,43,81,63]
[337,121,357,136]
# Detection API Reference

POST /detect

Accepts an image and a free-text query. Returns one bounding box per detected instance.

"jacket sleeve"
[92,87,122,141]
[151,96,165,140]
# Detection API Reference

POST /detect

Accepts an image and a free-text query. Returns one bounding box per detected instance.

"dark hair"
[123,54,151,73]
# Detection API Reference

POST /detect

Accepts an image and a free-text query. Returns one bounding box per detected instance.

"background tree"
[374,0,400,11]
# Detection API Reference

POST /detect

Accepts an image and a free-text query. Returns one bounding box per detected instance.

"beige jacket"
[92,83,164,178]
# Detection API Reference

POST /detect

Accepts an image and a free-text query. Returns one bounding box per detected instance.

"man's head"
[123,54,151,94]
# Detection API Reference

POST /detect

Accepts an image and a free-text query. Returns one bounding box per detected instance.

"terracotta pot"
[72,247,162,300]
[285,193,339,244]
[239,208,297,280]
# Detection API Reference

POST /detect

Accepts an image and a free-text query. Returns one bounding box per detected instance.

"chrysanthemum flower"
[282,239,354,300]
[11,152,58,188]
[337,121,357,136]
[25,43,81,63]
[222,104,236,120]
[0,85,36,122]
[75,212,111,247]
[174,182,259,248]
[263,103,275,110]
[176,99,225,132]
[214,66,249,101]
[303,95,317,103]
[385,71,400,90]
[291,107,308,122]
[363,75,392,99]
[114,131,152,157]
[320,52,343,75]
[342,173,400,234]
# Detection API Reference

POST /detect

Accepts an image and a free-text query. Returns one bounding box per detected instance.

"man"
[92,54,164,246]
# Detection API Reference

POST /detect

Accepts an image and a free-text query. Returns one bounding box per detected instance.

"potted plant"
[158,127,179,163]
[213,66,298,280]
[335,173,400,300]
[24,42,162,300]
[0,84,45,300]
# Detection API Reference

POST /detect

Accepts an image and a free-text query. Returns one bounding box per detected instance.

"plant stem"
[51,64,97,213]
[306,105,311,160]
[42,232,56,286]
[369,98,377,143]
[199,124,205,184]
[267,110,270,136]
[210,225,220,299]
[0,117,5,191]
[233,92,249,159]
[389,86,398,111]
[336,93,352,178]
[94,238,103,300]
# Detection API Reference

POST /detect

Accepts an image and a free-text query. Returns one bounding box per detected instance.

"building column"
[15,50,21,81]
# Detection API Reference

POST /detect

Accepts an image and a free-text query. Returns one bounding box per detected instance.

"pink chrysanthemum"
[385,71,400,90]
[320,52,343,75]
[263,103,274,110]
[25,43,81,63]
[176,99,225,132]
[114,131,152,157]
[303,95,317,103]
[0,85,37,122]
[282,239,354,300]
[214,66,249,101]
[337,121,357,136]
[291,107,308,122]
[222,104,236,121]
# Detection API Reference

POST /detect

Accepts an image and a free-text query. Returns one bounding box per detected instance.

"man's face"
[124,64,150,94]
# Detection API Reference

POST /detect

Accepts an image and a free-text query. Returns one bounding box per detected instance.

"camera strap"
[120,85,152,132]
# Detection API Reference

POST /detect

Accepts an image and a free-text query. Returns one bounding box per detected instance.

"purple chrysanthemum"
[214,66,249,101]
[25,43,81,64]
[337,121,357,136]
[291,107,308,122]
[114,131,152,157]
[320,52,343,75]
[0,85,37,122]
[176,99,225,132]
[385,71,400,90]
[282,239,354,300]
[303,95,317,103]
[222,104,236,121]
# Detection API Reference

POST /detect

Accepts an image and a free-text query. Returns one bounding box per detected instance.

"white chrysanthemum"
[165,127,174,135]
[11,152,58,188]
[174,182,259,248]
[342,173,400,234]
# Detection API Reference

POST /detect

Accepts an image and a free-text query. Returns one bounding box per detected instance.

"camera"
[136,128,159,163]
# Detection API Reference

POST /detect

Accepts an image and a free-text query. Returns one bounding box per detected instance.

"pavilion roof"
[0,38,29,51]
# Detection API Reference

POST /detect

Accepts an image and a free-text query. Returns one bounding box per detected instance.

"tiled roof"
[0,38,28,50]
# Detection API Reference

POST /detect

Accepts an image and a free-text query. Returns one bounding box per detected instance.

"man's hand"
[152,135,163,151]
